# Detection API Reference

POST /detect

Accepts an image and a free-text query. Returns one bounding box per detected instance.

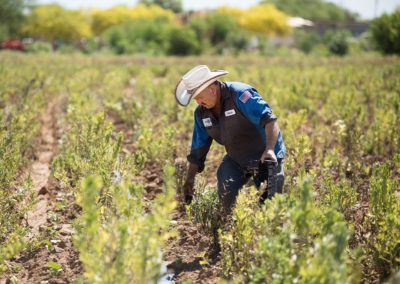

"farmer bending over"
[175,65,286,212]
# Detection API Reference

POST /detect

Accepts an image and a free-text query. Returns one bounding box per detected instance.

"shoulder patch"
[202,117,212,127]
[239,91,252,104]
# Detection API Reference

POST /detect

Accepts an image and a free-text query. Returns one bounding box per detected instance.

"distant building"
[288,17,314,28]
[302,20,370,37]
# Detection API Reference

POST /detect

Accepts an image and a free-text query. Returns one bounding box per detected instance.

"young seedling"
[47,261,62,276]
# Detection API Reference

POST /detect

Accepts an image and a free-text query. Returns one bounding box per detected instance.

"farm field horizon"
[0,52,399,283]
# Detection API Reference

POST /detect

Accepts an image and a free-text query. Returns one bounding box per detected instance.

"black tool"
[259,159,278,202]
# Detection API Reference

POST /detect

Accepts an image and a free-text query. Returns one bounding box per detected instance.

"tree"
[22,4,91,42]
[168,26,200,55]
[139,0,182,13]
[370,9,400,55]
[261,0,358,21]
[239,4,291,36]
[323,29,351,56]
[104,18,174,55]
[0,0,32,39]
[187,12,238,46]
[91,5,176,35]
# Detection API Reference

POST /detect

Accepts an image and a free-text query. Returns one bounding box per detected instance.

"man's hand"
[182,162,199,205]
[182,179,195,205]
[260,148,277,163]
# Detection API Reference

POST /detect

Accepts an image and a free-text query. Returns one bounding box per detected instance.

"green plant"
[324,29,352,56]
[189,176,222,239]
[220,176,359,283]
[75,164,176,283]
[366,162,400,279]
[47,261,62,276]
[370,9,400,55]
[168,26,201,55]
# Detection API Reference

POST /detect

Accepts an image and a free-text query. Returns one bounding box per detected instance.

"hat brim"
[175,70,228,107]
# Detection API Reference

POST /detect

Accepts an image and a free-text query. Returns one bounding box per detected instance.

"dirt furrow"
[1,99,82,284]
[24,100,56,241]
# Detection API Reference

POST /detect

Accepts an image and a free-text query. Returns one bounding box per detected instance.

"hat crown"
[182,65,211,90]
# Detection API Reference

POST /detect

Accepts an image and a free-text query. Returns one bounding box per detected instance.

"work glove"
[259,159,278,203]
[182,180,194,205]
[185,195,193,205]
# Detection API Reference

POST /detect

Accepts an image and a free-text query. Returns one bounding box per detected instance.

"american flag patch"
[239,91,251,103]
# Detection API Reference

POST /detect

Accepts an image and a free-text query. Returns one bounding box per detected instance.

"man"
[175,65,285,212]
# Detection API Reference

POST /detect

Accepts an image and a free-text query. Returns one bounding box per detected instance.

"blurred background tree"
[0,0,32,40]
[139,0,182,13]
[91,4,176,35]
[261,0,359,21]
[323,29,351,56]
[104,17,174,55]
[239,4,291,36]
[22,4,91,42]
[1,0,398,57]
[168,26,200,55]
[370,9,400,55]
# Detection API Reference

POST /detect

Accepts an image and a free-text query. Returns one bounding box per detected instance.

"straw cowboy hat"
[175,65,228,106]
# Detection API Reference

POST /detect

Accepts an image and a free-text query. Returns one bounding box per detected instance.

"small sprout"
[43,240,54,252]
[47,262,62,276]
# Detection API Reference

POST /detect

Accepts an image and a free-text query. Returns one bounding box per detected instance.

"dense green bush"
[187,11,239,53]
[323,29,352,56]
[370,9,400,55]
[261,0,358,21]
[25,41,53,53]
[220,178,360,283]
[293,30,321,54]
[104,18,173,55]
[168,26,201,55]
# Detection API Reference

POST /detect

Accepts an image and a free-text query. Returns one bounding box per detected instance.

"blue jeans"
[217,155,284,212]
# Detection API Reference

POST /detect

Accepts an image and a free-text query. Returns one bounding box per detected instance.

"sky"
[36,0,400,20]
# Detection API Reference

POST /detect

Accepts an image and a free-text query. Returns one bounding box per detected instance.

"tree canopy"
[91,5,176,35]
[22,4,92,42]
[139,0,182,13]
[218,4,291,36]
[261,0,359,21]
[0,0,32,38]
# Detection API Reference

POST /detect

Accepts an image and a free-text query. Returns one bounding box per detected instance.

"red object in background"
[1,39,25,51]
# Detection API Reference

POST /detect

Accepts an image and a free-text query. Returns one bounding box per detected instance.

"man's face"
[194,85,218,109]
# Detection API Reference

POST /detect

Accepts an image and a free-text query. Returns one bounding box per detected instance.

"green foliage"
[206,12,238,46]
[22,4,92,42]
[220,177,359,283]
[0,0,31,36]
[189,176,221,237]
[293,30,321,54]
[0,68,44,273]
[25,41,53,53]
[104,18,173,55]
[47,261,62,275]
[52,112,126,191]
[366,162,400,278]
[0,230,26,273]
[168,26,201,55]
[225,31,251,54]
[261,0,358,21]
[371,9,400,55]
[318,174,358,216]
[323,30,351,56]
[136,122,177,163]
[139,0,182,13]
[75,164,176,283]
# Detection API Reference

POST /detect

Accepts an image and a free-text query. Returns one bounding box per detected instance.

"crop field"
[0,52,399,283]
